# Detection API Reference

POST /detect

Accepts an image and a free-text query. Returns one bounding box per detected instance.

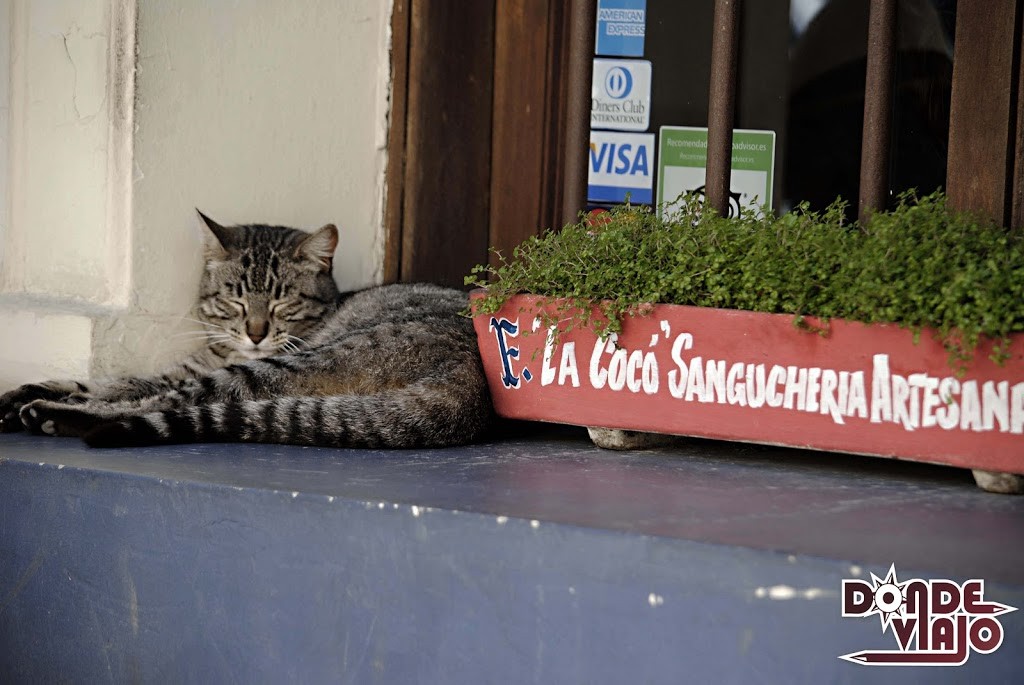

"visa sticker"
[588,131,655,204]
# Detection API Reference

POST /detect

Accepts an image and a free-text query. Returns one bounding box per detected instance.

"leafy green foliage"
[466,192,1024,368]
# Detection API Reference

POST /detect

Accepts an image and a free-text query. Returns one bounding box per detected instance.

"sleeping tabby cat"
[0,212,493,448]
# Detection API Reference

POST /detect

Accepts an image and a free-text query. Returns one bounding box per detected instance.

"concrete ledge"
[1,429,1022,683]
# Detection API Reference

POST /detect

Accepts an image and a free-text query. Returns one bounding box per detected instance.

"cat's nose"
[247,320,270,345]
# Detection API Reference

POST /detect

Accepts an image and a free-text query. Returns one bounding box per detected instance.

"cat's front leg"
[18,387,200,436]
[0,352,220,433]
[0,380,92,432]
[18,399,109,437]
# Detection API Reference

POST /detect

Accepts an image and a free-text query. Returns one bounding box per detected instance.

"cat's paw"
[0,404,21,433]
[0,382,86,432]
[18,400,102,437]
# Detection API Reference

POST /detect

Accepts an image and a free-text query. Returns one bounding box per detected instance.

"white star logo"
[865,563,909,633]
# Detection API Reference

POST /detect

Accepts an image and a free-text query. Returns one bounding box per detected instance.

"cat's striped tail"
[83,390,492,449]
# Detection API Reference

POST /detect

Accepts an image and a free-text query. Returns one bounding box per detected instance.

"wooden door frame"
[946,0,1024,228]
[383,0,497,287]
[384,0,588,287]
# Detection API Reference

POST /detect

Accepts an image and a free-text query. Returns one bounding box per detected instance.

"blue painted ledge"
[1,426,1022,683]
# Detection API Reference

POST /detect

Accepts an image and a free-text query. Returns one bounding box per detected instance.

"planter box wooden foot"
[972,470,1024,494]
[587,427,682,450]
[474,295,1024,493]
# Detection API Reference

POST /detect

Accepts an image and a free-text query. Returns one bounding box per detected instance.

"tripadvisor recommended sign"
[657,126,776,216]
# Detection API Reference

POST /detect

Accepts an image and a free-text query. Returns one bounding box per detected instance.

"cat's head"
[196,210,341,360]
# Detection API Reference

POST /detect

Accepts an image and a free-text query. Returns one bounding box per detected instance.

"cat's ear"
[197,209,231,261]
[296,224,339,272]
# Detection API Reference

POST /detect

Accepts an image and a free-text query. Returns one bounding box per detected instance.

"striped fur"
[0,215,493,448]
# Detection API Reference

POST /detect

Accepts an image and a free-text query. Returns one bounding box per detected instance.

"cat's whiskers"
[278,335,309,355]
[179,316,232,334]
[171,331,234,340]
[171,335,238,348]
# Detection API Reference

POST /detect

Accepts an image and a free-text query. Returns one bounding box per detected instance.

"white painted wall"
[0,0,392,388]
[0,0,9,278]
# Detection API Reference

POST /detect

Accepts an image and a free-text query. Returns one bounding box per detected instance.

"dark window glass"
[612,0,956,216]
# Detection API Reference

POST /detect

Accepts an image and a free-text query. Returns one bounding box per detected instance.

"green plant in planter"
[467,192,1024,369]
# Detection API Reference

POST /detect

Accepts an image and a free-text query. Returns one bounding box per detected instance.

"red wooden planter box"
[472,293,1024,476]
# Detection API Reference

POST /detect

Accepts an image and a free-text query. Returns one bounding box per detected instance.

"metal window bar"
[859,0,898,222]
[706,0,742,217]
[562,0,598,226]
